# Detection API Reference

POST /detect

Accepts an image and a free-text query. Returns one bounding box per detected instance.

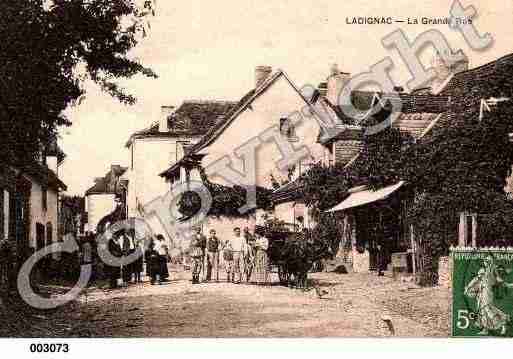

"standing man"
[243,227,255,282]
[229,227,245,284]
[106,233,123,289]
[190,227,206,284]
[153,235,166,282]
[205,229,220,282]
[223,239,234,282]
[120,230,135,284]
[80,235,94,285]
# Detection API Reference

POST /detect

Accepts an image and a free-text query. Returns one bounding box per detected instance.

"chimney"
[111,164,123,176]
[159,106,175,132]
[431,50,469,91]
[318,82,328,97]
[255,66,273,88]
[327,63,350,106]
[46,156,58,174]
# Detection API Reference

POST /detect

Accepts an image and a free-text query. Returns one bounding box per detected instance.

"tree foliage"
[354,126,412,189]
[404,102,513,266]
[177,167,273,220]
[300,127,409,216]
[0,0,157,165]
[300,162,350,217]
[294,127,409,276]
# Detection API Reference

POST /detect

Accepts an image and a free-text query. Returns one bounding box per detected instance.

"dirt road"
[3,269,449,338]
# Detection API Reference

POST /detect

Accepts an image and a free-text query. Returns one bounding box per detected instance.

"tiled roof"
[273,53,513,205]
[85,165,128,196]
[160,77,275,178]
[421,52,513,141]
[392,112,441,138]
[334,139,364,165]
[85,178,109,196]
[440,52,513,99]
[318,91,450,144]
[20,162,67,191]
[125,100,237,147]
[159,89,255,178]
[160,70,310,178]
[328,91,449,124]
[271,178,303,205]
[169,100,237,133]
[177,71,289,159]
[182,88,260,156]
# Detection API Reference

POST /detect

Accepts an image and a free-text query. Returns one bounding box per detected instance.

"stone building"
[160,66,332,250]
[325,52,513,277]
[0,144,67,285]
[125,100,236,245]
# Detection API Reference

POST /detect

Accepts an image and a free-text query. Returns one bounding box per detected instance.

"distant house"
[124,100,236,244]
[0,144,67,269]
[160,66,332,249]
[84,165,128,233]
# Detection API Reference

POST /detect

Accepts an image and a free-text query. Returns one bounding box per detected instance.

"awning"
[326,181,404,212]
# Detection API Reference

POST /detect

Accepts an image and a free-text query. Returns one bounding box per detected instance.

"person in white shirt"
[155,234,170,282]
[228,227,245,283]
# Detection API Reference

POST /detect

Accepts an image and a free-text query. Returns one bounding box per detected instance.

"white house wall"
[128,138,177,216]
[28,177,59,249]
[127,137,202,216]
[86,193,116,233]
[126,136,203,246]
[200,76,329,190]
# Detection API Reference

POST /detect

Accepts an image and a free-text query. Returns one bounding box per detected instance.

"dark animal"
[279,232,333,290]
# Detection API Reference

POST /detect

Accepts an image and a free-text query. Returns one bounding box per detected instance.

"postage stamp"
[452,248,513,337]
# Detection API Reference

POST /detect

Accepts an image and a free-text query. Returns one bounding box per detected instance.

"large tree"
[0,0,157,165]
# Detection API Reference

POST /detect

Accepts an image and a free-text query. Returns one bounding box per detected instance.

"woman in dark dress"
[121,231,134,283]
[106,236,123,289]
[133,242,144,283]
[145,240,161,285]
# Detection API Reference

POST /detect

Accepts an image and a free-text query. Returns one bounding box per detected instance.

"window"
[36,223,45,250]
[0,190,8,240]
[279,117,298,142]
[131,145,134,170]
[46,222,53,244]
[42,186,48,212]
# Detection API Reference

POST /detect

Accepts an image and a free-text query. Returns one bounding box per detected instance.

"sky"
[59,0,513,196]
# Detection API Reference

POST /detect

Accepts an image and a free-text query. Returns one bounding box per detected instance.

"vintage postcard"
[1,0,513,354]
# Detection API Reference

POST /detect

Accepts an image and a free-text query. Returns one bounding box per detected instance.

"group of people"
[105,229,145,289]
[189,226,270,285]
[145,234,171,285]
[98,225,271,288]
